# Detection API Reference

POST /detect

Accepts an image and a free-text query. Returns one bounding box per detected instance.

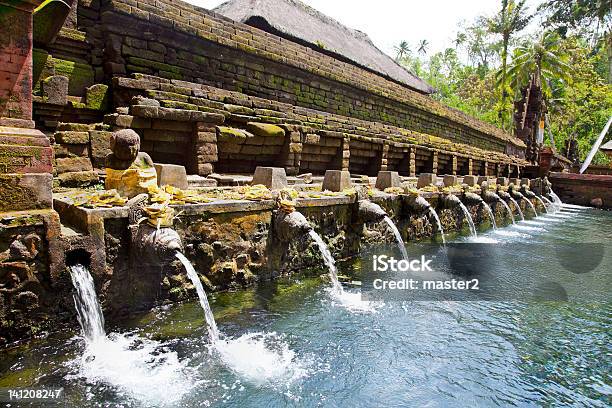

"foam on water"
[561,203,590,210]
[214,332,309,388]
[522,220,546,226]
[493,230,531,239]
[68,333,195,406]
[468,236,499,243]
[327,287,381,313]
[512,225,545,232]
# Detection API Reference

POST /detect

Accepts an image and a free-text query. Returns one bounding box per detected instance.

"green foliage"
[393,0,611,166]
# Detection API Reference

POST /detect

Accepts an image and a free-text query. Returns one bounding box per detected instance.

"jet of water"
[534,196,549,214]
[383,216,409,259]
[498,199,515,224]
[522,196,538,217]
[508,197,525,221]
[457,202,477,237]
[69,264,106,342]
[176,252,220,342]
[541,196,555,213]
[481,202,497,229]
[308,230,343,294]
[427,207,446,244]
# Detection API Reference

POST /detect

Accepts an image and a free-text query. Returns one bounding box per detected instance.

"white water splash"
[427,207,446,244]
[469,236,498,243]
[513,225,545,232]
[541,196,555,212]
[176,252,219,342]
[457,202,477,237]
[383,216,409,259]
[508,197,525,221]
[481,202,497,229]
[214,332,309,388]
[69,264,106,342]
[69,333,194,406]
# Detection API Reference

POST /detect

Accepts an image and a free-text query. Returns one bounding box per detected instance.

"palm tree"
[505,31,572,99]
[488,0,532,129]
[394,41,411,61]
[417,39,429,55]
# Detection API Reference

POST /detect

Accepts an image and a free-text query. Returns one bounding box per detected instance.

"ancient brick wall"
[0,2,34,120]
[71,0,524,156]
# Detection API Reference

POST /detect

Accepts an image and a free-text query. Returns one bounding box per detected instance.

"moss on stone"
[216,126,250,142]
[246,122,285,138]
[85,84,109,110]
[160,100,198,110]
[51,57,94,96]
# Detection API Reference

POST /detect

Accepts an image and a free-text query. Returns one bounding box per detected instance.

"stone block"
[252,166,287,190]
[55,131,89,145]
[0,173,53,212]
[198,163,214,176]
[322,170,351,192]
[85,84,109,110]
[510,178,521,187]
[375,171,400,190]
[55,156,93,174]
[417,173,437,188]
[443,175,458,187]
[89,130,112,168]
[41,75,68,105]
[463,175,478,187]
[496,177,508,186]
[520,178,531,187]
[477,176,488,185]
[155,163,188,189]
[57,170,98,187]
[246,122,285,138]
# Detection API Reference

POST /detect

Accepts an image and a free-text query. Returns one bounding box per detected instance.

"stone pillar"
[431,151,438,174]
[341,134,350,171]
[0,0,54,211]
[467,158,473,176]
[380,142,389,172]
[194,118,224,176]
[408,147,416,177]
[451,155,458,176]
[280,128,301,176]
[483,161,489,176]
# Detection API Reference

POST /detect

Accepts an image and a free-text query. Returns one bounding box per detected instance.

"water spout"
[457,202,477,237]
[508,196,525,221]
[274,210,313,242]
[308,230,343,294]
[69,264,106,342]
[427,207,446,244]
[497,198,515,224]
[463,191,484,206]
[481,202,497,229]
[534,196,549,214]
[406,194,431,213]
[357,200,387,224]
[383,216,409,260]
[176,252,219,342]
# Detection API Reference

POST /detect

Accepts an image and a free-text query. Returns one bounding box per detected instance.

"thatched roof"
[214,0,434,94]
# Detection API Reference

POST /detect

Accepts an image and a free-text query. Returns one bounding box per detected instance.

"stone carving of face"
[111,129,140,162]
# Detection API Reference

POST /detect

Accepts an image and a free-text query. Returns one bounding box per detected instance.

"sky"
[190,0,542,60]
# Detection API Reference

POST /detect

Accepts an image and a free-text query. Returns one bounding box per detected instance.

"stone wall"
[69,0,524,157]
[550,172,612,209]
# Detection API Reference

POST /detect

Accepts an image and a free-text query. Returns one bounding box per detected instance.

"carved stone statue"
[105,129,157,198]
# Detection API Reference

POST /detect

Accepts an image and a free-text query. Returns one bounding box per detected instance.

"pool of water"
[1,205,610,407]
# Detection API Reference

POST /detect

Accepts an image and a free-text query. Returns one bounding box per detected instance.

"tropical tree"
[488,0,532,129]
[417,39,429,56]
[505,31,573,99]
[394,41,411,61]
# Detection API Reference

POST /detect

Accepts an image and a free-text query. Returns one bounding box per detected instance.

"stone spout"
[463,191,484,206]
[508,184,525,201]
[357,200,387,223]
[274,210,313,242]
[405,195,431,213]
[520,186,537,199]
[497,190,512,201]
[440,193,462,209]
[133,224,183,263]
[482,190,501,203]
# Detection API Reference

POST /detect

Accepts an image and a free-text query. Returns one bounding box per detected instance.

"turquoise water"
[0,205,610,407]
